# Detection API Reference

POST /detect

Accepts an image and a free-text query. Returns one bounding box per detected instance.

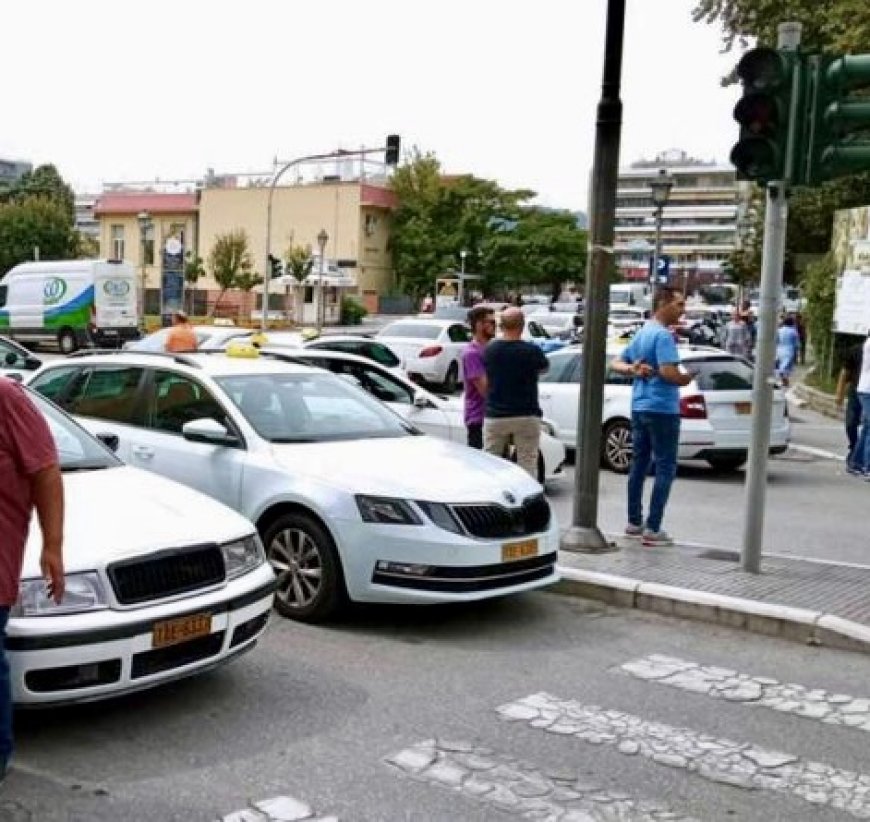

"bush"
[340,296,368,325]
[800,253,836,377]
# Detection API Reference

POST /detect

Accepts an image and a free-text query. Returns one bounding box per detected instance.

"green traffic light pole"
[740,21,802,574]
[561,0,625,553]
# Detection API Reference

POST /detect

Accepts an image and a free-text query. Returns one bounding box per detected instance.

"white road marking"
[386,738,697,821]
[619,654,870,731]
[787,443,845,461]
[498,692,870,818]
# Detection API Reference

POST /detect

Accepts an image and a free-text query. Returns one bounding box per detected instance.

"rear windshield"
[379,323,441,340]
[690,357,754,391]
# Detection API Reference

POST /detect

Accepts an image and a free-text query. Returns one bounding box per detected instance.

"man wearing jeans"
[611,287,692,546]
[462,306,496,448]
[0,381,65,780]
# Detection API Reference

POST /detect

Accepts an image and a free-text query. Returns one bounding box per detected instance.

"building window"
[111,225,125,260]
[143,223,155,265]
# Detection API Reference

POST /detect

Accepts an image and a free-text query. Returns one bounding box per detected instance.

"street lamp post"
[136,210,152,320]
[459,249,467,305]
[316,229,328,332]
[649,169,674,291]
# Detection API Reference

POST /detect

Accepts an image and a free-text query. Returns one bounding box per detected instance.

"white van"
[609,283,651,309]
[0,260,141,353]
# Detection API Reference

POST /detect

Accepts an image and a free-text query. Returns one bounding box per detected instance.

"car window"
[364,342,401,367]
[379,323,441,340]
[690,357,754,391]
[30,366,80,401]
[447,324,471,343]
[541,353,578,383]
[527,321,549,339]
[216,372,414,442]
[354,364,414,404]
[146,370,229,435]
[64,367,145,423]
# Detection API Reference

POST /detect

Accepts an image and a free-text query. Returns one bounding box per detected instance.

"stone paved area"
[386,738,697,821]
[620,654,870,730]
[498,692,870,819]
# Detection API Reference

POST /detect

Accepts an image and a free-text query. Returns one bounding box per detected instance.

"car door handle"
[131,445,155,460]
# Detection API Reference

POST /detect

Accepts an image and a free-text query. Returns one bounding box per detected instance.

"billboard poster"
[161,235,185,322]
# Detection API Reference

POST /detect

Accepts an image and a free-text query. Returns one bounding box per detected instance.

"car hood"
[269,435,541,501]
[21,465,254,578]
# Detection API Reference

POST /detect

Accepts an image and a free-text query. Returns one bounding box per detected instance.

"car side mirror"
[182,418,239,447]
[25,356,41,370]
[4,353,16,366]
[413,392,434,410]
[96,432,120,452]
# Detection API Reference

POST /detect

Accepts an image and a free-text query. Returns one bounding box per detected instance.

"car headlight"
[13,572,108,617]
[541,420,557,438]
[221,535,265,579]
[356,495,422,525]
[416,501,463,535]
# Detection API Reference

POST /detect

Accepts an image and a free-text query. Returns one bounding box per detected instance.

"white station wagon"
[10,389,276,705]
[28,350,560,623]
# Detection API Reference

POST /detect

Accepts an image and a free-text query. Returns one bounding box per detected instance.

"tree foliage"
[207,229,253,314]
[390,150,584,301]
[800,252,837,372]
[0,198,78,276]
[283,243,314,283]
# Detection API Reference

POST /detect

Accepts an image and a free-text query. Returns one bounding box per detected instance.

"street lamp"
[136,210,152,319]
[648,168,674,291]
[316,228,328,332]
[459,249,467,305]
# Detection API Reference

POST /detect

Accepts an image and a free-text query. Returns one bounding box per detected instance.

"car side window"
[606,366,633,386]
[354,364,413,404]
[65,367,145,423]
[0,340,26,369]
[540,354,578,383]
[448,324,471,343]
[364,342,400,367]
[146,370,228,435]
[30,366,80,402]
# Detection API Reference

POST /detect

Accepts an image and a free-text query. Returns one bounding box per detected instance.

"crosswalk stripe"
[497,693,870,818]
[385,738,698,821]
[619,654,870,731]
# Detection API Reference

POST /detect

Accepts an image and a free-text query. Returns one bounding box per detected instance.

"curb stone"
[552,566,870,655]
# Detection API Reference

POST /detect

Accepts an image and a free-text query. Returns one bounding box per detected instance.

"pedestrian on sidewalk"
[723,309,752,358]
[611,287,693,547]
[852,333,870,479]
[0,381,64,781]
[775,315,800,387]
[462,306,496,449]
[483,307,548,478]
[795,312,808,365]
[836,340,864,474]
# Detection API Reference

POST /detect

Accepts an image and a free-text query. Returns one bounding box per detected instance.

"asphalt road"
[8,593,870,821]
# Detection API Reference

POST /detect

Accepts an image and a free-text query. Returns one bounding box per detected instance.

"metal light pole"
[316,229,328,332]
[136,210,152,319]
[649,169,674,290]
[561,0,626,554]
[459,249,467,305]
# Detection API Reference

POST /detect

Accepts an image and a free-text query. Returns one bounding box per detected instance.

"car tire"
[58,328,77,354]
[262,512,344,623]
[706,455,747,472]
[442,361,459,393]
[602,419,632,473]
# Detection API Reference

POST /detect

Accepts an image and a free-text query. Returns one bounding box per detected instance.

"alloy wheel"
[268,527,323,610]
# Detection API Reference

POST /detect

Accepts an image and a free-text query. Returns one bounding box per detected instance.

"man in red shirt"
[0,381,64,780]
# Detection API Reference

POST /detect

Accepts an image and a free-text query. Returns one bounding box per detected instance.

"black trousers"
[467,423,483,449]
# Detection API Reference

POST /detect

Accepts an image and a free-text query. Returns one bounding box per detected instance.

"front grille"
[131,632,225,679]
[452,494,551,539]
[108,545,225,605]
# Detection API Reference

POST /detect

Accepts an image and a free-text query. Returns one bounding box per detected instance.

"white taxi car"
[375,319,470,391]
[27,349,559,623]
[10,388,276,705]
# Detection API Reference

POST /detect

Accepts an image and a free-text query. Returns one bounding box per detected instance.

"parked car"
[376,319,471,391]
[9,386,275,705]
[279,348,567,484]
[124,325,254,352]
[537,346,790,472]
[302,335,405,375]
[27,350,560,623]
[0,335,42,381]
[533,312,582,343]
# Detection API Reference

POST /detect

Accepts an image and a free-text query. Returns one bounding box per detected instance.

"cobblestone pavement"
[619,654,870,730]
[497,692,870,819]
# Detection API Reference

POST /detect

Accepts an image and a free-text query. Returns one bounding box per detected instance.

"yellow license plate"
[735,402,752,415]
[152,613,212,649]
[502,538,539,562]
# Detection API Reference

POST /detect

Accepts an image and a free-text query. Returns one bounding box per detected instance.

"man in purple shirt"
[462,306,496,448]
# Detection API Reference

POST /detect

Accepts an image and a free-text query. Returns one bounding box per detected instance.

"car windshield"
[215,371,416,443]
[29,391,121,471]
[689,357,754,391]
[379,323,441,340]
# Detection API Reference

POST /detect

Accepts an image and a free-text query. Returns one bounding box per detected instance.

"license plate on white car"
[502,538,538,562]
[735,402,752,415]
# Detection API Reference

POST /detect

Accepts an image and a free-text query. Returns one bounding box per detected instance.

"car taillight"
[419,345,443,358]
[680,394,708,419]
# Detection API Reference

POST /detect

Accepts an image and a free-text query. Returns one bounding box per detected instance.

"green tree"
[6,165,76,223]
[0,198,77,275]
[184,251,206,315]
[283,243,313,323]
[207,229,252,315]
[75,232,100,259]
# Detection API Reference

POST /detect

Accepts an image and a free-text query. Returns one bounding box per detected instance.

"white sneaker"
[642,530,674,547]
[624,524,643,538]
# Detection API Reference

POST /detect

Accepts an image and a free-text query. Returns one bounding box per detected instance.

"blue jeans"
[627,412,680,533]
[0,607,10,767]
[855,393,870,475]
[846,389,861,469]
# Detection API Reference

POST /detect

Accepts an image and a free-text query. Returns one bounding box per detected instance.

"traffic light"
[801,54,870,184]
[730,47,797,184]
[385,134,401,166]
[267,253,283,279]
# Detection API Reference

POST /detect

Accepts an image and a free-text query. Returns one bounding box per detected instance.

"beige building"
[94,177,396,318]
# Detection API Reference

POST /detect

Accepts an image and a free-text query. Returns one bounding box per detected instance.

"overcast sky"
[1,0,743,210]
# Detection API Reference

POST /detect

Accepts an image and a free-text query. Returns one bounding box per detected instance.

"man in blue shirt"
[611,287,693,546]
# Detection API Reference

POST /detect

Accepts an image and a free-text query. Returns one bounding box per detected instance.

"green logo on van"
[103,279,131,298]
[43,278,67,305]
